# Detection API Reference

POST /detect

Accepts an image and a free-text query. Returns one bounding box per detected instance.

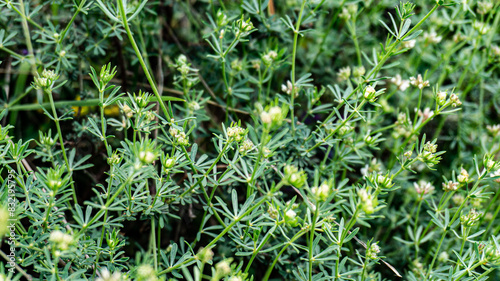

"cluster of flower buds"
[477,1,493,15]
[238,139,254,155]
[169,127,189,146]
[311,182,331,201]
[122,104,134,118]
[366,242,381,260]
[281,80,298,97]
[423,29,442,44]
[363,85,378,102]
[419,141,441,167]
[260,105,285,129]
[284,208,298,227]
[418,107,434,122]
[364,132,382,147]
[45,167,65,191]
[337,123,353,137]
[413,180,434,196]
[337,66,350,82]
[262,50,278,66]
[162,154,176,170]
[214,259,233,279]
[460,208,482,227]
[33,69,59,90]
[483,242,500,265]
[353,66,365,78]
[442,180,459,192]
[449,93,462,107]
[230,59,244,73]
[216,10,228,27]
[49,230,74,251]
[473,21,490,35]
[484,155,499,171]
[96,268,123,281]
[107,151,121,166]
[236,17,254,37]
[283,165,307,188]
[358,188,378,215]
[457,168,469,184]
[226,124,246,143]
[366,172,393,190]
[134,90,152,109]
[410,74,429,90]
[39,130,56,147]
[197,247,214,263]
[486,124,500,137]
[137,141,158,165]
[99,63,117,87]
[136,264,157,281]
[490,169,500,183]
[391,74,410,91]
[339,4,358,20]
[436,91,447,106]
[267,205,278,219]
[402,39,416,49]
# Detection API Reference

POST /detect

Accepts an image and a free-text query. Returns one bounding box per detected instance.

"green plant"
[1,0,500,280]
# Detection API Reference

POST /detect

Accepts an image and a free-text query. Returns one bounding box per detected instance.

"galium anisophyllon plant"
[2,0,500,280]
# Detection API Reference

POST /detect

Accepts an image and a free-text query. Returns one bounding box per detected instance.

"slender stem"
[151,218,158,271]
[262,228,309,281]
[0,47,26,60]
[7,95,183,112]
[59,0,87,42]
[247,128,269,197]
[413,88,423,125]
[290,0,307,137]
[117,0,171,120]
[308,202,320,280]
[0,249,33,280]
[47,90,77,203]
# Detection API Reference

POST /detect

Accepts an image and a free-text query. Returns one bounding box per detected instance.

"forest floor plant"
[1,0,500,280]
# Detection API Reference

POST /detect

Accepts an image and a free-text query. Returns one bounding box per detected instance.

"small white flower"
[413,181,434,195]
[402,39,416,49]
[285,209,296,220]
[418,107,434,121]
[410,74,429,89]
[423,29,442,44]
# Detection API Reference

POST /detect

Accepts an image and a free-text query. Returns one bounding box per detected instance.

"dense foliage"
[1,0,500,280]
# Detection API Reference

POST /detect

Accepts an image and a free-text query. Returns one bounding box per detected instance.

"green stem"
[47,90,77,203]
[308,202,320,280]
[247,128,269,198]
[59,0,87,42]
[7,95,183,112]
[262,228,309,281]
[290,0,307,137]
[117,0,171,120]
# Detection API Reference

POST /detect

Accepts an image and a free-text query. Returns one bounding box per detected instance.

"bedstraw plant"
[1,0,500,280]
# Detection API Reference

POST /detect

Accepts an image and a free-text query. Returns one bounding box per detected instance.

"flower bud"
[49,230,73,250]
[457,168,469,183]
[197,247,214,263]
[366,242,380,260]
[442,181,459,192]
[215,259,232,278]
[136,264,157,281]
